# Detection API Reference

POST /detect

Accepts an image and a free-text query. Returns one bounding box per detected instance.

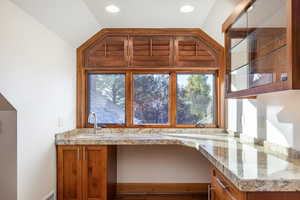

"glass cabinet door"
[227,12,249,92]
[230,65,249,92]
[247,0,288,88]
[226,0,288,93]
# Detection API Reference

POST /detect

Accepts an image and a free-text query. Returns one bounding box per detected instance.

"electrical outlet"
[0,120,2,135]
[43,191,55,200]
[58,117,63,128]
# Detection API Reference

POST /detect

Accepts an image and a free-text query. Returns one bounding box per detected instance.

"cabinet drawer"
[211,168,244,200]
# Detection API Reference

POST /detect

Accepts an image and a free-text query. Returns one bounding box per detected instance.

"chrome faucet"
[88,112,102,134]
[195,121,206,128]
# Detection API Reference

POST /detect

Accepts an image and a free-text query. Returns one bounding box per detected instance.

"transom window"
[87,72,216,128]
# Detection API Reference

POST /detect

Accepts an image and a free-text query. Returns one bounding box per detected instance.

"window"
[176,74,215,125]
[133,74,169,124]
[88,74,125,124]
[87,72,216,128]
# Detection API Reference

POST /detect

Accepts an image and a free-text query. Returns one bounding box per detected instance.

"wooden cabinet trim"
[222,0,253,33]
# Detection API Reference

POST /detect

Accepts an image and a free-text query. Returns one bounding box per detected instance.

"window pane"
[133,74,169,124]
[177,74,215,125]
[88,74,125,124]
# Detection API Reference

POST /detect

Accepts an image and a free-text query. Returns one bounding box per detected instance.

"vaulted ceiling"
[9,0,236,47]
[82,0,216,28]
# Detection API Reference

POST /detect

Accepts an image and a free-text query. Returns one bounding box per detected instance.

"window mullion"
[125,72,133,127]
[170,72,177,127]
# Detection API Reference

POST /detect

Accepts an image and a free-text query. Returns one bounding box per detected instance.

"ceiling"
[83,0,216,28]
[10,0,219,47]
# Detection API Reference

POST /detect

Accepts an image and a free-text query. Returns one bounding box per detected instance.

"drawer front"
[211,168,244,200]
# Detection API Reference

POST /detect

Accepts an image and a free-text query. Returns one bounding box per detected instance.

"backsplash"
[227,90,300,152]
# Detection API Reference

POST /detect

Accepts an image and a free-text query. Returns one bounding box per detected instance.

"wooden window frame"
[85,69,219,128]
[76,28,225,129]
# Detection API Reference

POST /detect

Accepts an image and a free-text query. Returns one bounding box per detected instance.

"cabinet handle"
[83,147,86,160]
[216,177,229,190]
[77,148,80,160]
[208,184,212,200]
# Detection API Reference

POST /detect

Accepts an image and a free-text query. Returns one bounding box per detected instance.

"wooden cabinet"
[210,167,245,200]
[223,0,300,98]
[210,167,300,200]
[57,145,117,200]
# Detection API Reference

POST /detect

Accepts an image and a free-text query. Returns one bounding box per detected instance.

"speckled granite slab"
[55,128,300,192]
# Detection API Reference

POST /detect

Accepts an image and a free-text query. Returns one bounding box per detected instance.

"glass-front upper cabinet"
[227,12,249,92]
[224,0,295,97]
[248,0,288,88]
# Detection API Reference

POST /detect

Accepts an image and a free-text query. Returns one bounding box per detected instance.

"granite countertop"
[55,128,300,192]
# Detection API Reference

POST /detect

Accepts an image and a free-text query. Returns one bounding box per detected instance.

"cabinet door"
[82,146,108,200]
[57,146,82,200]
[211,188,223,200]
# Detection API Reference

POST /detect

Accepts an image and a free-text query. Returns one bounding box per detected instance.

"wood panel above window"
[81,29,222,70]
[77,29,225,128]
[130,36,173,67]
[175,36,217,68]
[85,36,129,67]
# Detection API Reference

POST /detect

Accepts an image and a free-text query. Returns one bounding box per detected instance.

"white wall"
[9,0,101,47]
[117,145,210,183]
[226,91,300,151]
[0,0,76,199]
[202,0,300,151]
[202,0,240,44]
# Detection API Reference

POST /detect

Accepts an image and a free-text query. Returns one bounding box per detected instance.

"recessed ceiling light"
[105,4,120,13]
[180,5,195,13]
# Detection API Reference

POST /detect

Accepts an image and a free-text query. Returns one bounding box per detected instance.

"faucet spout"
[88,112,101,134]
[195,121,206,128]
